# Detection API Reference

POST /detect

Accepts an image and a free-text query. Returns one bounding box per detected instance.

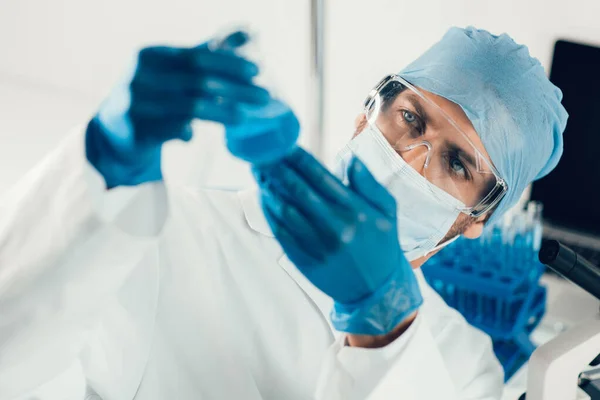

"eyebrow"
[402,93,430,124]
[400,92,480,168]
[397,92,487,174]
[447,142,477,170]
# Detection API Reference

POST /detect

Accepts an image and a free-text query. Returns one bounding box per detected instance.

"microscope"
[521,240,600,399]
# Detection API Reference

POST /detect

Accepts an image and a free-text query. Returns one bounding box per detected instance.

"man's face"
[353,87,493,268]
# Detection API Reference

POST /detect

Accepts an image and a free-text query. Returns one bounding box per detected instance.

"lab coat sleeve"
[0,128,167,399]
[316,311,504,400]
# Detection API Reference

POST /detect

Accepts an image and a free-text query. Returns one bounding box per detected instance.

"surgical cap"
[399,27,568,226]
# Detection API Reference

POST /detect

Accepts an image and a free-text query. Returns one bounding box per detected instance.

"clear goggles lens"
[364,75,507,217]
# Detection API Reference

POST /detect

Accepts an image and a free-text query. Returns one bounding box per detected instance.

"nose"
[400,141,432,176]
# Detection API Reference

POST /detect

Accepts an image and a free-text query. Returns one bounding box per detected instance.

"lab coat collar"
[238,188,274,238]
[237,188,335,327]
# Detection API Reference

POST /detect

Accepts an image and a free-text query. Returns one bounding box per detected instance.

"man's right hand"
[86,30,270,189]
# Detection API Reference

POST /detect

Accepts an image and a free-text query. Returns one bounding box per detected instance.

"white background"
[2,0,600,194]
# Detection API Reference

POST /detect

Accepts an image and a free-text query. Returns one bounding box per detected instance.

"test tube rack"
[422,201,547,380]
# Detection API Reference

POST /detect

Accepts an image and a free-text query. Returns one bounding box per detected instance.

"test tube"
[528,201,544,279]
[514,209,527,275]
[502,213,516,275]
[527,201,544,252]
[491,221,504,276]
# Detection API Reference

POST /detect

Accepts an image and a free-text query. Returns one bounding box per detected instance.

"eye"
[399,110,425,137]
[402,110,417,123]
[448,156,469,180]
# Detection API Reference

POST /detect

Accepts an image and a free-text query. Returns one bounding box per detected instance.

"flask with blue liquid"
[225,98,300,166]
[211,29,300,166]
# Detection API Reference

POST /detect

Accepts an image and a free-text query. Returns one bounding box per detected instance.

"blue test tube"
[512,212,526,275]
[489,223,503,275]
[476,290,484,323]
[478,224,491,275]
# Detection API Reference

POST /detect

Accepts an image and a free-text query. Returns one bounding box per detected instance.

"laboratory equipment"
[531,39,600,270]
[422,201,547,380]
[540,241,600,300]
[523,240,600,400]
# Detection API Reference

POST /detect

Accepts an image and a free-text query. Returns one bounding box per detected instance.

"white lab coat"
[0,128,504,400]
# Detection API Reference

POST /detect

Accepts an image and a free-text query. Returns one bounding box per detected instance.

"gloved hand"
[86,31,270,189]
[254,148,423,335]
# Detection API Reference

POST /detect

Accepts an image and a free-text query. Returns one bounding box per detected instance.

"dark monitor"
[531,40,600,236]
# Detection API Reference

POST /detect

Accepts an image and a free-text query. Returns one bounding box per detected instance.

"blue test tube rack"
[421,201,546,381]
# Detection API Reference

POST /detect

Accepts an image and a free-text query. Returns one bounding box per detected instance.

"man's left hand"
[254,147,423,339]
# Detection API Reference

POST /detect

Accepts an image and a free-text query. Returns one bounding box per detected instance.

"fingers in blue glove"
[189,49,260,83]
[129,96,243,125]
[252,166,268,188]
[258,163,357,245]
[139,45,260,82]
[131,69,269,105]
[347,157,397,218]
[282,148,356,210]
[127,119,194,145]
[198,75,269,104]
[262,198,324,266]
[261,190,332,260]
[137,46,192,71]
[282,149,396,220]
[208,30,251,52]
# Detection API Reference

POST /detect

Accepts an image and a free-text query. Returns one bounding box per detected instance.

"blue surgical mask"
[333,124,464,261]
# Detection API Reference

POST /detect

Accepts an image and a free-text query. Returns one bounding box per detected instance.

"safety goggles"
[364,75,507,218]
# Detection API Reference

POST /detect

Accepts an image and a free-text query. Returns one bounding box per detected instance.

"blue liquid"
[225,99,300,166]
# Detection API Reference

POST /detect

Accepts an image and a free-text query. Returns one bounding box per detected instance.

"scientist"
[0,27,566,400]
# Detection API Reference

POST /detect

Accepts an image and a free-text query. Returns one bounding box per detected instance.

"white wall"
[0,77,96,193]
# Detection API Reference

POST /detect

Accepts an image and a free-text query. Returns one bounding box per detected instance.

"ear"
[353,114,367,138]
[462,217,485,239]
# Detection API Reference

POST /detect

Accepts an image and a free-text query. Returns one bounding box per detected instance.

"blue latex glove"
[254,148,423,335]
[86,31,270,189]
